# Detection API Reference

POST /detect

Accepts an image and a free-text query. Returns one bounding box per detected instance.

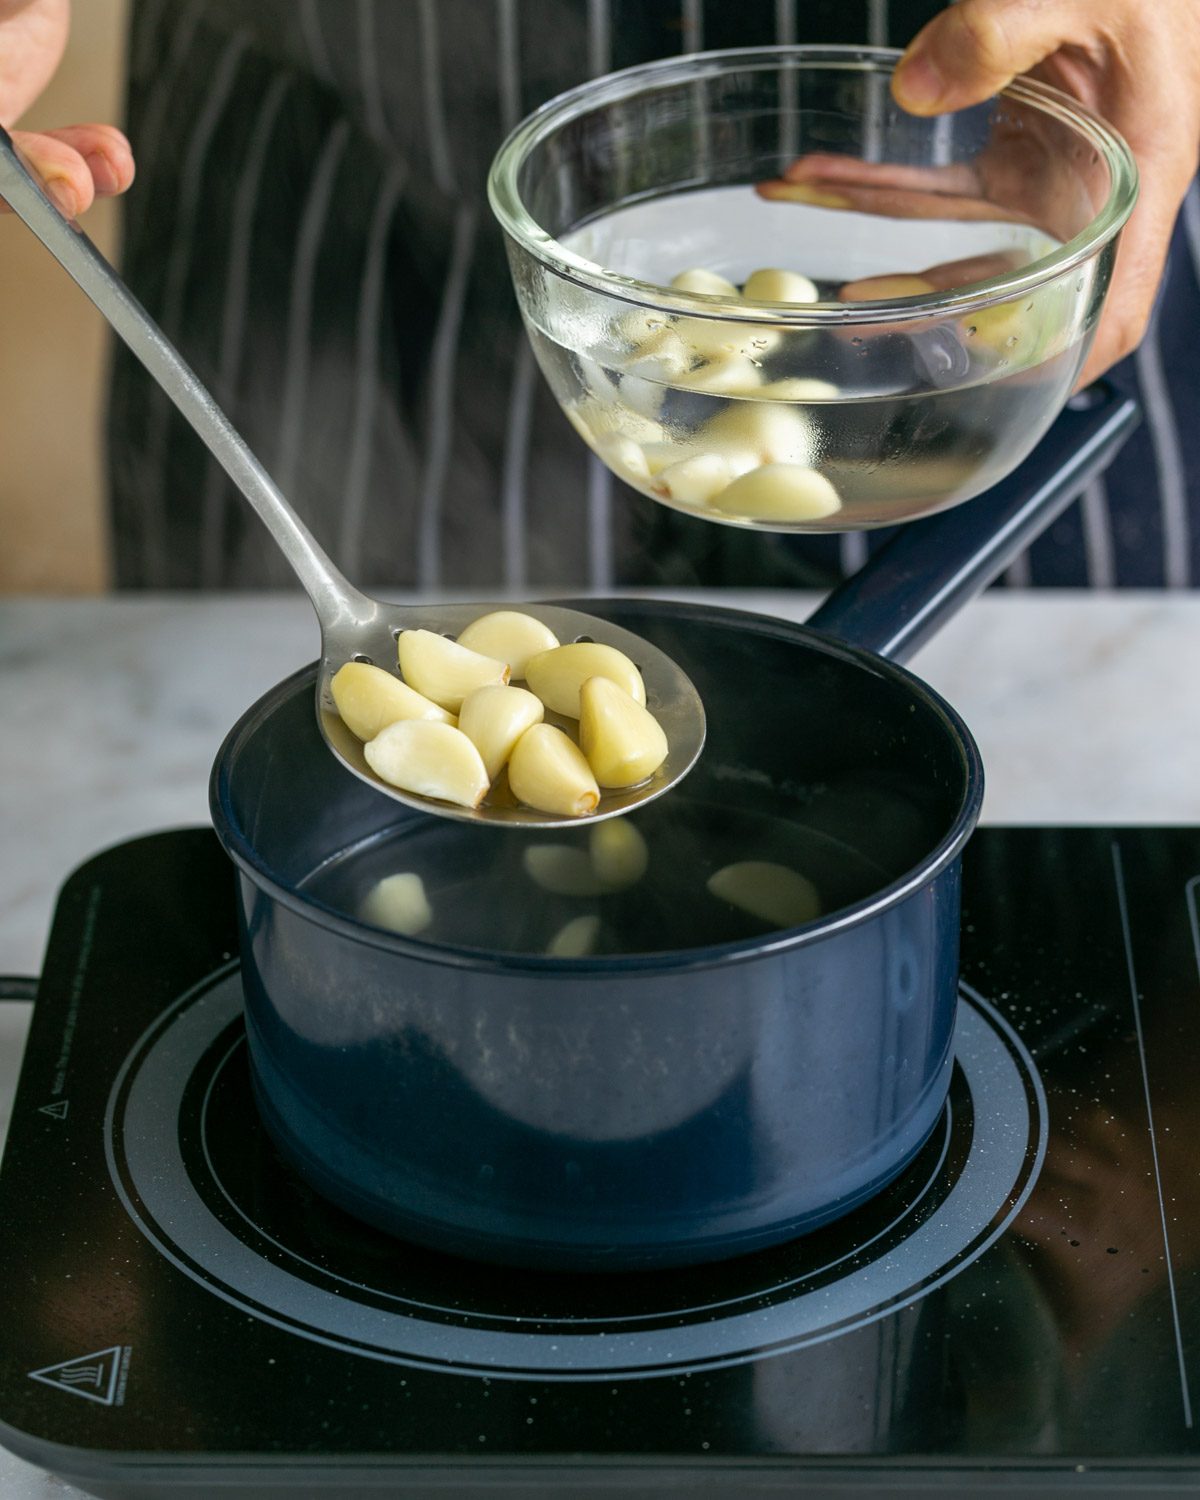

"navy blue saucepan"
[211,386,1136,1272]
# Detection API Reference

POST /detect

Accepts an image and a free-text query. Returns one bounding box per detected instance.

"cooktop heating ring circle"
[105,969,1046,1381]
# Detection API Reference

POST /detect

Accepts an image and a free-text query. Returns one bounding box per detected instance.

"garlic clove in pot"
[706,861,821,929]
[524,844,606,897]
[589,818,649,891]
[545,913,602,957]
[676,354,765,394]
[360,872,433,936]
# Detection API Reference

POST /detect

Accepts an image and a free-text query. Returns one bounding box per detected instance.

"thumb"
[892,0,1086,114]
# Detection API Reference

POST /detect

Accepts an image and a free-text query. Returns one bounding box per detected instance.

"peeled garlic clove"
[756,377,839,401]
[360,872,433,936]
[524,844,606,896]
[331,661,455,741]
[706,861,821,928]
[675,320,779,364]
[702,400,816,466]
[364,719,490,808]
[623,327,692,381]
[838,274,936,302]
[714,463,842,522]
[671,267,739,297]
[458,684,544,779]
[589,819,649,891]
[565,398,665,447]
[508,724,601,818]
[617,307,673,350]
[743,267,820,303]
[641,440,694,477]
[397,629,509,711]
[545,913,602,958]
[525,643,646,718]
[456,611,560,679]
[616,372,669,422]
[579,676,669,789]
[651,452,732,507]
[595,431,652,484]
[676,353,764,394]
[964,298,1027,354]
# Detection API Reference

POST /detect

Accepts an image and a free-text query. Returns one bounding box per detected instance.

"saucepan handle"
[0,979,38,1004]
[806,382,1140,664]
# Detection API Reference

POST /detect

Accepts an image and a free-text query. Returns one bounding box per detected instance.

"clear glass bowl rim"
[487,44,1139,325]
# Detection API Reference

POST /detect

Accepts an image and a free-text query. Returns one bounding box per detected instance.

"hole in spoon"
[573,634,595,644]
[352,654,374,665]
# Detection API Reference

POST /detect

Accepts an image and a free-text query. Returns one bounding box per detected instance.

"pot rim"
[209,598,984,975]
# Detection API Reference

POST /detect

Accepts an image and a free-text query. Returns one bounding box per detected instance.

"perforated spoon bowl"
[0,125,704,827]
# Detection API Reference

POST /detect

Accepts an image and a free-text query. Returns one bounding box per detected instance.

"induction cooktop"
[0,826,1198,1498]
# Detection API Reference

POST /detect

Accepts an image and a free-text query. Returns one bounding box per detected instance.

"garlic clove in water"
[565,398,665,448]
[756,377,839,401]
[706,861,821,929]
[651,452,733,507]
[523,844,606,897]
[545,913,602,957]
[713,463,842,522]
[702,400,817,468]
[360,872,433,936]
[594,432,652,484]
[589,818,649,891]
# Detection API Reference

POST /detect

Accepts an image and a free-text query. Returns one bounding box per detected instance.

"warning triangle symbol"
[38,1100,68,1120]
[28,1346,123,1406]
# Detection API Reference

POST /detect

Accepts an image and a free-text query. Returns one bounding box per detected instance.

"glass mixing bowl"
[488,46,1137,531]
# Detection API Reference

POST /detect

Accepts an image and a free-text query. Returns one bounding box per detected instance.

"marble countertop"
[3,588,1198,984]
[0,586,1198,1497]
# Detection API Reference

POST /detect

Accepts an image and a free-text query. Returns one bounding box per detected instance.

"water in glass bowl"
[528,185,1085,529]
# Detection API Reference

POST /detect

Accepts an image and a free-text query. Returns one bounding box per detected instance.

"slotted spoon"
[0,124,705,827]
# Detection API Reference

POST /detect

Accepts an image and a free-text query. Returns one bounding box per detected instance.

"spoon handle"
[0,123,370,625]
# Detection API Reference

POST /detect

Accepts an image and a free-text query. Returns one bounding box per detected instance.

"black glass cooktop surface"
[1,826,1199,1498]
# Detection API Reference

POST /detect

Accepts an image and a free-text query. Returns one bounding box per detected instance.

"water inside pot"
[299,777,920,957]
